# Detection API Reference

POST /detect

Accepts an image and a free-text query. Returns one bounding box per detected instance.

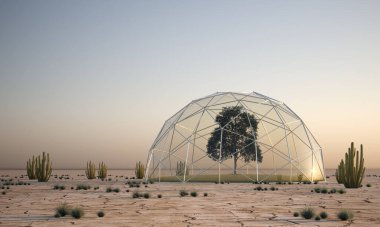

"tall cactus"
[98,162,107,181]
[335,142,365,188]
[26,155,37,180]
[135,161,145,179]
[35,152,52,182]
[85,161,96,179]
[176,161,189,176]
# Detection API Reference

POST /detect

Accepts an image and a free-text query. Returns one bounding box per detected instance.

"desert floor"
[0,169,379,227]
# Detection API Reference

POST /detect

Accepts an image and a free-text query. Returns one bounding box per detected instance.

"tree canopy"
[206,106,262,174]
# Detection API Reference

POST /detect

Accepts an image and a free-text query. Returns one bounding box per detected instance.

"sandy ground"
[0,170,380,227]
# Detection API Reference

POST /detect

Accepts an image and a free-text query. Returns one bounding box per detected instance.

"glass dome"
[145,91,325,183]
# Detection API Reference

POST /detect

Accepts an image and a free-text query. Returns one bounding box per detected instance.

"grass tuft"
[55,203,70,217]
[337,210,353,221]
[300,207,315,219]
[71,207,84,219]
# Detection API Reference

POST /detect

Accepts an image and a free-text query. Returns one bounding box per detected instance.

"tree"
[207,106,262,174]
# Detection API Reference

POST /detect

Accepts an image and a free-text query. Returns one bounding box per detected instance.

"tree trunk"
[233,154,238,175]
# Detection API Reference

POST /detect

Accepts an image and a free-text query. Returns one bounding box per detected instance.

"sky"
[0,0,379,169]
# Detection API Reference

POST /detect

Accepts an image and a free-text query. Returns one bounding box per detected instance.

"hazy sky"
[0,0,379,169]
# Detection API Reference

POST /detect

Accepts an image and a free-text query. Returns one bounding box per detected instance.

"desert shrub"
[54,213,60,218]
[179,190,189,197]
[329,188,337,194]
[113,188,120,193]
[157,194,162,198]
[315,216,321,221]
[203,192,208,197]
[143,192,150,199]
[132,191,140,198]
[71,186,74,190]
[55,203,70,217]
[97,210,105,217]
[300,207,315,219]
[53,184,60,190]
[321,188,328,194]
[254,186,263,191]
[320,211,328,219]
[190,191,198,197]
[314,187,321,193]
[2,191,6,195]
[76,183,91,190]
[106,187,112,193]
[366,183,371,187]
[59,185,65,190]
[71,207,84,219]
[270,186,276,191]
[126,189,130,192]
[338,189,346,194]
[293,212,299,217]
[337,210,353,221]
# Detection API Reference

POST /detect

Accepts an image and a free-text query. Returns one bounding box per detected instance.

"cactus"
[35,152,52,182]
[335,142,365,188]
[135,161,145,179]
[85,161,96,179]
[98,162,107,181]
[26,155,37,179]
[176,161,189,176]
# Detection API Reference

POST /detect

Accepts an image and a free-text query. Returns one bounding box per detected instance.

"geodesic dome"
[145,91,325,183]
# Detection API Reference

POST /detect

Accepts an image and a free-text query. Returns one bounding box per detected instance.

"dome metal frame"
[145,91,325,183]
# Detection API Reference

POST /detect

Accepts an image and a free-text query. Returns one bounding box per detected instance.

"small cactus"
[98,162,107,180]
[35,152,52,182]
[26,156,37,180]
[85,161,96,179]
[135,161,145,179]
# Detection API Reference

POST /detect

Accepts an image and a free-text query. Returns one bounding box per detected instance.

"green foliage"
[320,211,328,219]
[71,207,84,219]
[176,161,189,177]
[85,161,96,179]
[190,191,198,197]
[106,187,112,193]
[337,210,353,221]
[55,203,70,217]
[314,187,321,193]
[207,106,262,174]
[300,207,315,219]
[135,161,145,179]
[97,210,105,217]
[113,188,120,193]
[321,188,328,194]
[35,152,52,182]
[26,155,37,180]
[98,162,107,180]
[336,142,365,188]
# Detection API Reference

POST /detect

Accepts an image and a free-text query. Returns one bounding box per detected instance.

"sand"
[0,169,379,226]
